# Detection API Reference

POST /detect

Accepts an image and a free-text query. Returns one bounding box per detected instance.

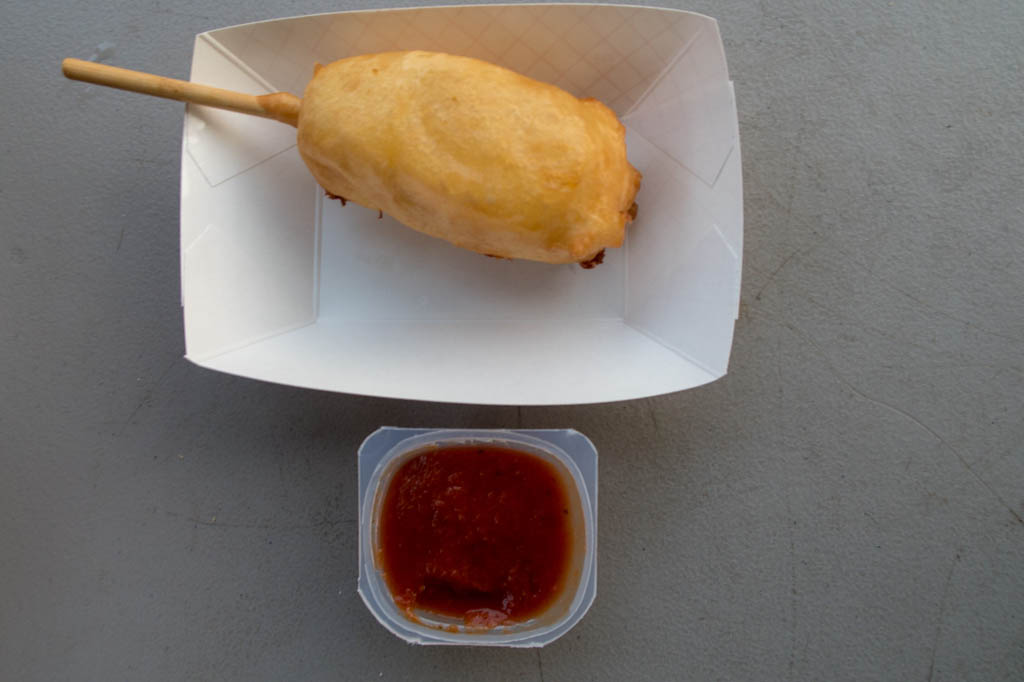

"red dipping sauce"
[377,446,572,627]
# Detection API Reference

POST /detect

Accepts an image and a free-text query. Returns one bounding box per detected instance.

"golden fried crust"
[297,51,641,264]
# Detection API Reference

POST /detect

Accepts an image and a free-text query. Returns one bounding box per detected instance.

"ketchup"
[378,446,571,627]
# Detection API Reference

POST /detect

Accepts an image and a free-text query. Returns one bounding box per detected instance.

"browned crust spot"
[324,189,347,206]
[579,249,605,269]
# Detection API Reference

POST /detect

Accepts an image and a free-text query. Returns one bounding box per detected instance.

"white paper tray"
[180,4,742,405]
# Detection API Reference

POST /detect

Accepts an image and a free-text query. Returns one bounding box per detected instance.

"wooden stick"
[61,58,301,127]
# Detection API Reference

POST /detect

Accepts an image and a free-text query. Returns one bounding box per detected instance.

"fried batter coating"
[298,51,640,265]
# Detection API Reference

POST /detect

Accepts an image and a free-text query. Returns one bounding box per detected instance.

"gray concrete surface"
[2,0,1023,680]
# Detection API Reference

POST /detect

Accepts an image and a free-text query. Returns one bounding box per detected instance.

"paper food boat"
[181,4,742,405]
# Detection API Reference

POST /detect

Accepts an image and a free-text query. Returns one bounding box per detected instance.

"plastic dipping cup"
[357,428,598,647]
